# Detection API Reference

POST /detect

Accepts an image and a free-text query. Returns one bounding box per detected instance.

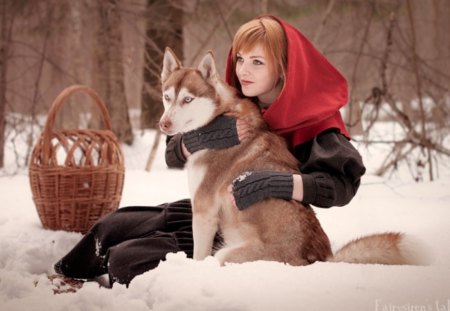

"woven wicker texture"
[29,85,125,233]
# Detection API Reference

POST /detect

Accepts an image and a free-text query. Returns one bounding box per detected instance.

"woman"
[54,15,365,286]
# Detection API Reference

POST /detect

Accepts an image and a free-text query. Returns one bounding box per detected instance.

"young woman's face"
[235,44,281,106]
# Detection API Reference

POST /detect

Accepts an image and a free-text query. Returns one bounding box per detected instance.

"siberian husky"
[159,47,426,266]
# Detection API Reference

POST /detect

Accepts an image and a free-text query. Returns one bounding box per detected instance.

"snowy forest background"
[1,0,449,179]
[1,1,450,310]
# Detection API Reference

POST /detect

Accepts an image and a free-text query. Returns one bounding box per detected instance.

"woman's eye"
[184,96,193,103]
[236,55,243,62]
[253,59,263,65]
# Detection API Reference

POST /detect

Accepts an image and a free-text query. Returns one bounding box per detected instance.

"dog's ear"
[161,47,181,83]
[198,51,218,81]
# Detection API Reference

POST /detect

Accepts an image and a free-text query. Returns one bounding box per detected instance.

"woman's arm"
[165,134,188,168]
[293,129,366,207]
[292,174,304,202]
[164,115,241,168]
[229,128,365,210]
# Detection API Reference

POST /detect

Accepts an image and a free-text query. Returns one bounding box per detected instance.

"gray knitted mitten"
[182,115,240,154]
[232,171,294,210]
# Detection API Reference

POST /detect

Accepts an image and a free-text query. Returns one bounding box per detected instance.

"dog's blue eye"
[184,96,193,103]
[164,94,170,101]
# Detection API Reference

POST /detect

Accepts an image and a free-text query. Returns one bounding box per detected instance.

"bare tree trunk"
[140,0,183,129]
[0,1,10,167]
[55,0,84,129]
[406,0,433,181]
[145,129,161,171]
[189,1,241,65]
[313,0,336,45]
[347,3,374,136]
[141,1,183,171]
[92,0,133,144]
[259,0,269,14]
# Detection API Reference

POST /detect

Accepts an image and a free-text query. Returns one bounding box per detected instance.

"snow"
[1,128,450,311]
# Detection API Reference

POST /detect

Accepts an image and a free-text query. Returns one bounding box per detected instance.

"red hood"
[226,15,350,147]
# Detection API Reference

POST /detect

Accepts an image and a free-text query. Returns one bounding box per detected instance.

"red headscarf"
[225,15,350,148]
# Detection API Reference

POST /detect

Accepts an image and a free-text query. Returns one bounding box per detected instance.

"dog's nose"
[159,118,172,132]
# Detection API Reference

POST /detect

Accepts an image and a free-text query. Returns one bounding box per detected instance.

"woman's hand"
[182,115,239,154]
[227,171,294,210]
[181,116,252,159]
[228,172,304,210]
[236,118,252,142]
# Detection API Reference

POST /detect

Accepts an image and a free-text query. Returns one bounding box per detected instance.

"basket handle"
[42,85,114,159]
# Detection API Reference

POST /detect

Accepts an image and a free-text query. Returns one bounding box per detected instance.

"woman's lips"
[240,80,253,87]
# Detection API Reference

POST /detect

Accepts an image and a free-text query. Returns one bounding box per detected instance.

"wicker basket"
[29,85,125,233]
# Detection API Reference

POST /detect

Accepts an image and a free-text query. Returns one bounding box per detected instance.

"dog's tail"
[328,232,430,265]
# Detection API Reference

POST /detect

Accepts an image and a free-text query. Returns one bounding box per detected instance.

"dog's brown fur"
[159,47,425,267]
[160,48,331,265]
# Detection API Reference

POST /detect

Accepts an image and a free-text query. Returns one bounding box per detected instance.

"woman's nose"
[237,63,249,76]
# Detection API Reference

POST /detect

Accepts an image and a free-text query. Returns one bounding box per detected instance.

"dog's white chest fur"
[186,152,207,198]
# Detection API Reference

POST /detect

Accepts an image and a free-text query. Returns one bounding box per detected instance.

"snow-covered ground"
[1,126,449,311]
